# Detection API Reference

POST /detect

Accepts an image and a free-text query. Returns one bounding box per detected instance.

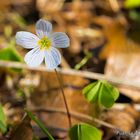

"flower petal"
[16,31,39,49]
[36,19,52,38]
[45,47,61,69]
[24,47,45,67]
[50,32,70,48]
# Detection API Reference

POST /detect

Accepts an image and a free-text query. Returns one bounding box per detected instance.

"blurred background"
[1,0,140,139]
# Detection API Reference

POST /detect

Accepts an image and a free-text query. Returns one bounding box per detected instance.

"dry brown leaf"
[119,87,140,102]
[105,53,140,102]
[105,105,139,132]
[36,0,65,14]
[10,115,33,140]
[93,16,140,59]
[67,26,81,54]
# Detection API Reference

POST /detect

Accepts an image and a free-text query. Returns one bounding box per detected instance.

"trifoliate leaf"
[69,123,102,140]
[83,80,119,108]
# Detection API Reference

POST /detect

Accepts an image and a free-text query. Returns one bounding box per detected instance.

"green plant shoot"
[0,104,7,134]
[25,110,55,140]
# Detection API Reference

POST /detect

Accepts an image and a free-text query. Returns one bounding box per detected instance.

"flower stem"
[55,69,72,128]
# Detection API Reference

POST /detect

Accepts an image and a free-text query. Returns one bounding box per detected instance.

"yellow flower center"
[38,36,51,50]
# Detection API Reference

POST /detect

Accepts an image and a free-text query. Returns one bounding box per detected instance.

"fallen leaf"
[93,16,140,59]
[10,115,33,140]
[105,54,140,102]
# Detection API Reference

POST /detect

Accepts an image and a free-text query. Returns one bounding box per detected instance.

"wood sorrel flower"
[16,19,70,69]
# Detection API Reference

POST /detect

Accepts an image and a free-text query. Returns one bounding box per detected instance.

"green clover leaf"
[69,123,102,140]
[83,80,119,108]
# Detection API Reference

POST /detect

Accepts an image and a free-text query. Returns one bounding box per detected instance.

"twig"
[29,107,118,130]
[113,103,140,111]
[0,60,140,90]
[55,69,72,128]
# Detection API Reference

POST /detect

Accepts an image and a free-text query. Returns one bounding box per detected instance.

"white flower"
[16,19,70,69]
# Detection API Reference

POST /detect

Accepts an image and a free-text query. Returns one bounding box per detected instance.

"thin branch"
[0,60,140,90]
[29,107,118,130]
[113,103,140,111]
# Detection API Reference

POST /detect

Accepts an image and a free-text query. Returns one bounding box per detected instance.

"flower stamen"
[38,36,51,50]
